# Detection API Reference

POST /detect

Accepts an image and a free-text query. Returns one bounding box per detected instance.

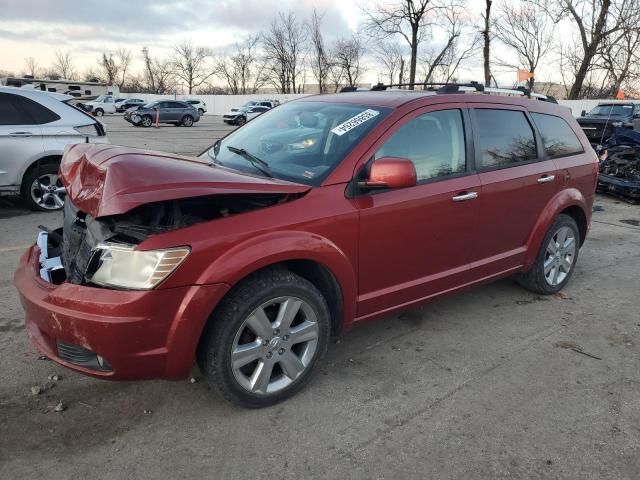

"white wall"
[119,93,637,117]
[119,93,311,115]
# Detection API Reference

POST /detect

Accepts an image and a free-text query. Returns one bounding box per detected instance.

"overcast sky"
[0,0,553,86]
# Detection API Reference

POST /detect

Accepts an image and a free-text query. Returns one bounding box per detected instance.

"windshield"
[94,94,107,102]
[589,104,634,116]
[201,100,389,186]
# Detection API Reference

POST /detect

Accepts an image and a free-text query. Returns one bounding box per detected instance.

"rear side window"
[531,113,584,158]
[0,93,60,125]
[169,102,185,108]
[474,109,537,168]
[375,109,466,182]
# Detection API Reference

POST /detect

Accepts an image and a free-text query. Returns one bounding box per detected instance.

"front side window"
[201,101,389,186]
[375,109,466,182]
[474,109,537,168]
[531,113,584,158]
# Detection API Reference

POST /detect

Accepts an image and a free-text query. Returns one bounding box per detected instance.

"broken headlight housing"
[88,243,190,290]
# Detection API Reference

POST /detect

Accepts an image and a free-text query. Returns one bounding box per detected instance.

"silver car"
[0,87,109,210]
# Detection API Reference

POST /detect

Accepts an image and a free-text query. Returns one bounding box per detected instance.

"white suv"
[183,99,207,115]
[0,87,109,211]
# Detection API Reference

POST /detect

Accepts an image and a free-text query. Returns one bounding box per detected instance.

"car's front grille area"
[56,340,112,371]
[579,122,612,144]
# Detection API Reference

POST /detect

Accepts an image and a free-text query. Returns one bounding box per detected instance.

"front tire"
[94,109,104,117]
[197,268,331,408]
[141,115,153,127]
[236,116,246,126]
[517,214,580,294]
[21,162,65,211]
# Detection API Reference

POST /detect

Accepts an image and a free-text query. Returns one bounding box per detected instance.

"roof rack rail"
[367,81,558,103]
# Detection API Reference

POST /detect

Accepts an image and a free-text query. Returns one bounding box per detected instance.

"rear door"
[468,105,558,274]
[0,93,44,189]
[157,101,173,122]
[356,104,482,318]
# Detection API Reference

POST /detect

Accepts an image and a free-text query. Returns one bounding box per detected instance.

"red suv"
[15,85,598,407]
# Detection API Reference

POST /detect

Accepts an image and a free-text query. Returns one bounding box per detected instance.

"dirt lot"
[1,115,640,479]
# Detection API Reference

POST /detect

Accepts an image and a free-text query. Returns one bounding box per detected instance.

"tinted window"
[588,104,633,116]
[0,94,27,125]
[475,109,537,168]
[531,113,584,158]
[0,93,60,125]
[375,109,466,181]
[167,102,184,108]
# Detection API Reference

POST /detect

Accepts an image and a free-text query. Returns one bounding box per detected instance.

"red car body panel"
[15,91,598,381]
[60,144,309,218]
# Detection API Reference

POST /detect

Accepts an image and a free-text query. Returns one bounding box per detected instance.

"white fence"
[119,93,311,115]
[119,92,636,117]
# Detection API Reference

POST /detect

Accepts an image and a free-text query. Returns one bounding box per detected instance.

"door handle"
[452,191,478,202]
[537,174,556,184]
[9,132,33,137]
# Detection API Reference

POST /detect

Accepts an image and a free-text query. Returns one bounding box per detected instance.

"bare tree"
[333,34,366,87]
[544,0,640,99]
[52,50,76,80]
[141,47,175,94]
[364,0,437,88]
[494,0,554,90]
[99,53,119,85]
[263,12,307,93]
[308,9,331,93]
[216,35,267,94]
[173,40,214,94]
[480,0,493,86]
[24,57,39,77]
[372,41,405,85]
[598,24,640,93]
[116,48,132,89]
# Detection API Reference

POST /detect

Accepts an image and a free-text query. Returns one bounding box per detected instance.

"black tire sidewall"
[182,115,193,127]
[95,109,104,117]
[199,269,331,408]
[142,115,152,127]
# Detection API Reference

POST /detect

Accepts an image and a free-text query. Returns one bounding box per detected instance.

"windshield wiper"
[227,146,273,177]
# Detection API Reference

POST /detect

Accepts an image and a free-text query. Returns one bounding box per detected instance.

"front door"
[355,106,481,318]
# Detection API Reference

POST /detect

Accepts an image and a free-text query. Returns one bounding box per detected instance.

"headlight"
[611,121,623,127]
[88,243,190,290]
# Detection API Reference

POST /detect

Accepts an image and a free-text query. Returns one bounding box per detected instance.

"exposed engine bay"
[598,127,640,201]
[43,193,299,286]
[600,145,640,180]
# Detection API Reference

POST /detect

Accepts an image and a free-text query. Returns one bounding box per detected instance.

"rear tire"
[197,267,331,408]
[516,214,580,295]
[182,115,194,127]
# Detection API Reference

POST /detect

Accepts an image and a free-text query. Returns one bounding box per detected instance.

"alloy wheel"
[30,173,66,210]
[543,226,576,286]
[231,296,319,394]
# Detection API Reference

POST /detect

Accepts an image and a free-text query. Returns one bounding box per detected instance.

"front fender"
[523,188,589,268]
[196,230,358,330]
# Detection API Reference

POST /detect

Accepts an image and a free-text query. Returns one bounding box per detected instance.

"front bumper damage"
[598,128,640,202]
[15,235,229,380]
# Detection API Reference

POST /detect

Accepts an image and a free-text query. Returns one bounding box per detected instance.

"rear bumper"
[15,245,229,380]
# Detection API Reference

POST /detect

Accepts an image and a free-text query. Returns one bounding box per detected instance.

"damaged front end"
[598,128,640,201]
[39,144,310,289]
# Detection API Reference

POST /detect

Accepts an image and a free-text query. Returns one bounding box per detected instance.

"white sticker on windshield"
[331,109,380,136]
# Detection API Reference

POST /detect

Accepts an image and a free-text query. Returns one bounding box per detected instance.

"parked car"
[80,94,118,116]
[116,98,146,113]
[15,85,597,408]
[597,127,640,201]
[0,86,108,211]
[577,102,640,148]
[183,99,207,115]
[124,100,200,127]
[223,104,271,125]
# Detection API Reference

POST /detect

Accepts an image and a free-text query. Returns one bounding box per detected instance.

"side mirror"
[359,157,417,190]
[580,110,586,117]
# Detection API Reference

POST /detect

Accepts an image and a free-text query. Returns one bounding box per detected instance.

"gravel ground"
[1,115,640,479]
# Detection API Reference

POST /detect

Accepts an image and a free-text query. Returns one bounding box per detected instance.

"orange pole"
[155,108,160,128]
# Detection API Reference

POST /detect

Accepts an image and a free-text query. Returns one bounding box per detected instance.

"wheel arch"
[523,188,590,268]
[20,155,63,193]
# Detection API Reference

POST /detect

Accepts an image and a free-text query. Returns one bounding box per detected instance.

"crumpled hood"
[60,144,310,218]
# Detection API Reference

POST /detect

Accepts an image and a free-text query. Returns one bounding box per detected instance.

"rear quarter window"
[474,109,537,168]
[0,93,60,125]
[531,112,584,158]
